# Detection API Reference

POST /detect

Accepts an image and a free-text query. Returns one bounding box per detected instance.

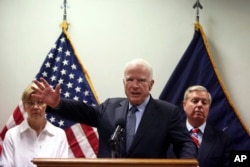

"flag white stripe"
[71,123,97,158]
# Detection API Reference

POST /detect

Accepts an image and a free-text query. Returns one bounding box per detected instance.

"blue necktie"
[126,106,138,152]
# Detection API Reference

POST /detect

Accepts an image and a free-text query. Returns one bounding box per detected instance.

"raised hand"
[32,78,61,108]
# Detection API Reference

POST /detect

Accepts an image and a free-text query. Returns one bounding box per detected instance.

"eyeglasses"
[25,100,45,107]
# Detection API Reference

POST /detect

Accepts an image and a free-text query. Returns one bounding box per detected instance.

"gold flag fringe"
[195,22,250,136]
[60,21,100,104]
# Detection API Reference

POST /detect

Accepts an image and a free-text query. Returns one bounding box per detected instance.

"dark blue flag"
[159,23,250,151]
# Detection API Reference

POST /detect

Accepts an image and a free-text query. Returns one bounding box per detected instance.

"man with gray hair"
[183,85,233,167]
[32,58,197,159]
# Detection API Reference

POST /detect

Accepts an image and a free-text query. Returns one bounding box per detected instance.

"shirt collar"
[19,119,55,136]
[186,120,206,134]
[129,95,150,113]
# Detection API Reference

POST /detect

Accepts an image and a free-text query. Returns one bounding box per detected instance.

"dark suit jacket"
[167,123,233,167]
[47,96,197,158]
[198,124,233,167]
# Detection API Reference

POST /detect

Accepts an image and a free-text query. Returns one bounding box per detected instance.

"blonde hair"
[21,82,38,102]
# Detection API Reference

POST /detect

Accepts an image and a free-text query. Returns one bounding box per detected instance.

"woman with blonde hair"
[2,83,69,167]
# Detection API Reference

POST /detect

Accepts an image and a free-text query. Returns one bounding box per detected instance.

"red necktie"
[191,128,200,148]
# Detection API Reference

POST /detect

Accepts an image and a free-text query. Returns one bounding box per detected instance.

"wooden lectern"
[32,158,198,167]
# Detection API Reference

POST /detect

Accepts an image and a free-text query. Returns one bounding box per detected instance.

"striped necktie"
[191,128,200,148]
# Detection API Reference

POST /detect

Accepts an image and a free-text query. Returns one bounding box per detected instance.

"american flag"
[0,29,99,157]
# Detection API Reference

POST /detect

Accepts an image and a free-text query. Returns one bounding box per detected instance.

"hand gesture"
[32,78,61,108]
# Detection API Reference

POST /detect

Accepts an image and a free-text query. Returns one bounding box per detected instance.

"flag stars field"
[0,30,99,158]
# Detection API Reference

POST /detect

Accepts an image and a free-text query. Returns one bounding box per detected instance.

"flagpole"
[62,0,67,21]
[193,0,203,23]
[60,0,70,31]
[59,0,100,104]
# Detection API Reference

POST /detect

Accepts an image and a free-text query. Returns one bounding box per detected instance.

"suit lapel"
[198,125,215,161]
[114,100,129,124]
[129,98,158,151]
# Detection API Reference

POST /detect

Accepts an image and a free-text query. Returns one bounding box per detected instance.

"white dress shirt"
[186,121,206,145]
[2,119,69,167]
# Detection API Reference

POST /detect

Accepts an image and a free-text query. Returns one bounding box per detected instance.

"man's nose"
[131,80,140,86]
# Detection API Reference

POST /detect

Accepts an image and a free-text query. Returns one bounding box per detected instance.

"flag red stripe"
[0,31,100,158]
[81,124,99,155]
[0,126,8,140]
[13,106,24,125]
[65,127,85,157]
[0,106,24,140]
[0,142,2,155]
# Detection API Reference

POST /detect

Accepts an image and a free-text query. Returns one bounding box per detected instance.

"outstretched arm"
[32,77,61,108]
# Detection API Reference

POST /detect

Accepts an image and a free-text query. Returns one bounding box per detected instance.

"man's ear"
[182,101,187,108]
[149,80,154,90]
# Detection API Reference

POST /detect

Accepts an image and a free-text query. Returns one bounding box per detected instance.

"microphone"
[110,118,125,143]
[110,118,125,158]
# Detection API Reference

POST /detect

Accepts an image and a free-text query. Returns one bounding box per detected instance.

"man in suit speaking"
[32,58,197,158]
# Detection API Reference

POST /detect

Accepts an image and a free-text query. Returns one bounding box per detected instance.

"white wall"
[0,0,250,131]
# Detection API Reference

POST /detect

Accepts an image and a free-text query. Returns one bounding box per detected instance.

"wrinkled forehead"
[187,91,210,102]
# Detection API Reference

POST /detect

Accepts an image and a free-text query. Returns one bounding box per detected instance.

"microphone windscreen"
[115,118,125,128]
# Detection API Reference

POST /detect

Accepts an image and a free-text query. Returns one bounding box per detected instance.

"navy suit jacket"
[47,96,197,158]
[197,124,233,167]
[167,123,233,167]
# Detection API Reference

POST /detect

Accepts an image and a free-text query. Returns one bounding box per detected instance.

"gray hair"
[124,58,153,80]
[183,85,212,105]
